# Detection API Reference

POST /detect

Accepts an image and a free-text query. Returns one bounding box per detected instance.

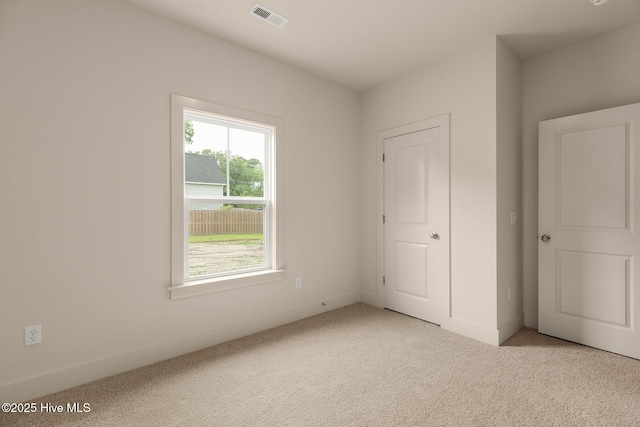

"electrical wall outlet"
[25,325,41,346]
[508,287,512,302]
[295,277,302,289]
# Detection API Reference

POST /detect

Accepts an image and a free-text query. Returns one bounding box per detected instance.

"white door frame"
[376,114,450,319]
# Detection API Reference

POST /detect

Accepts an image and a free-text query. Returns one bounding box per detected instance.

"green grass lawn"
[189,233,263,244]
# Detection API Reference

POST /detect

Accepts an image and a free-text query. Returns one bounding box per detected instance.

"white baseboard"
[498,314,524,345]
[440,314,524,347]
[0,292,360,403]
[441,317,501,346]
[360,290,382,308]
[524,311,538,329]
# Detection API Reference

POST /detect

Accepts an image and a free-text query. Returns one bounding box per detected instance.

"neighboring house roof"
[185,153,226,185]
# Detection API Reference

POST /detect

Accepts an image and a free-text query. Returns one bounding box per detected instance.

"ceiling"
[122,0,640,91]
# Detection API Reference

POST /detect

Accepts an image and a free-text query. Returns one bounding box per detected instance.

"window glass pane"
[184,117,229,196]
[187,202,267,278]
[228,128,266,197]
[184,115,267,199]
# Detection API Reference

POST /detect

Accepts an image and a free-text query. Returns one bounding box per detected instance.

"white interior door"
[384,127,441,324]
[539,102,640,360]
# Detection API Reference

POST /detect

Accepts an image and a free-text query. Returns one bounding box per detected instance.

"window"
[170,95,284,299]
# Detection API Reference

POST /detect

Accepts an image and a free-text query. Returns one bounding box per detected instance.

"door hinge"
[383,276,386,285]
[383,215,386,224]
[382,153,385,162]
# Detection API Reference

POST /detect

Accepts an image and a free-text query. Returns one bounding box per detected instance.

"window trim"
[170,94,285,300]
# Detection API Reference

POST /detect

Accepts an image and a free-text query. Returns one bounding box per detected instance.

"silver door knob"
[541,234,551,243]
[430,232,439,239]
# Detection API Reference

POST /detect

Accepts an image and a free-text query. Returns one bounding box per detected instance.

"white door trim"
[375,114,450,319]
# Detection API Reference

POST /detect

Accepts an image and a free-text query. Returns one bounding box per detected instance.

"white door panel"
[394,242,428,297]
[556,251,629,326]
[539,102,640,359]
[557,124,629,230]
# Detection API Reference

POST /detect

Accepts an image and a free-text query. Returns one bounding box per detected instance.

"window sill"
[168,269,286,300]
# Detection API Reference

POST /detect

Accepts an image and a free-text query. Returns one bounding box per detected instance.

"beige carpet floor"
[3,303,640,426]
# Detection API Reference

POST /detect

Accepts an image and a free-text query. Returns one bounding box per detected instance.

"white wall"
[0,0,360,402]
[360,37,522,344]
[496,39,523,338]
[522,22,640,328]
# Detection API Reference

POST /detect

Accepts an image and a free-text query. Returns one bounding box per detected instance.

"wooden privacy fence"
[189,208,263,235]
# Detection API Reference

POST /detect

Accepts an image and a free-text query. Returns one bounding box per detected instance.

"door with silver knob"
[538,102,640,360]
[384,123,446,325]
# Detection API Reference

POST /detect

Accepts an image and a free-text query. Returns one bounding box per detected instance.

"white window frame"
[169,94,285,300]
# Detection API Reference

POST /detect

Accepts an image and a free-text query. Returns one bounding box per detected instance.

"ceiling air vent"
[250,3,289,28]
